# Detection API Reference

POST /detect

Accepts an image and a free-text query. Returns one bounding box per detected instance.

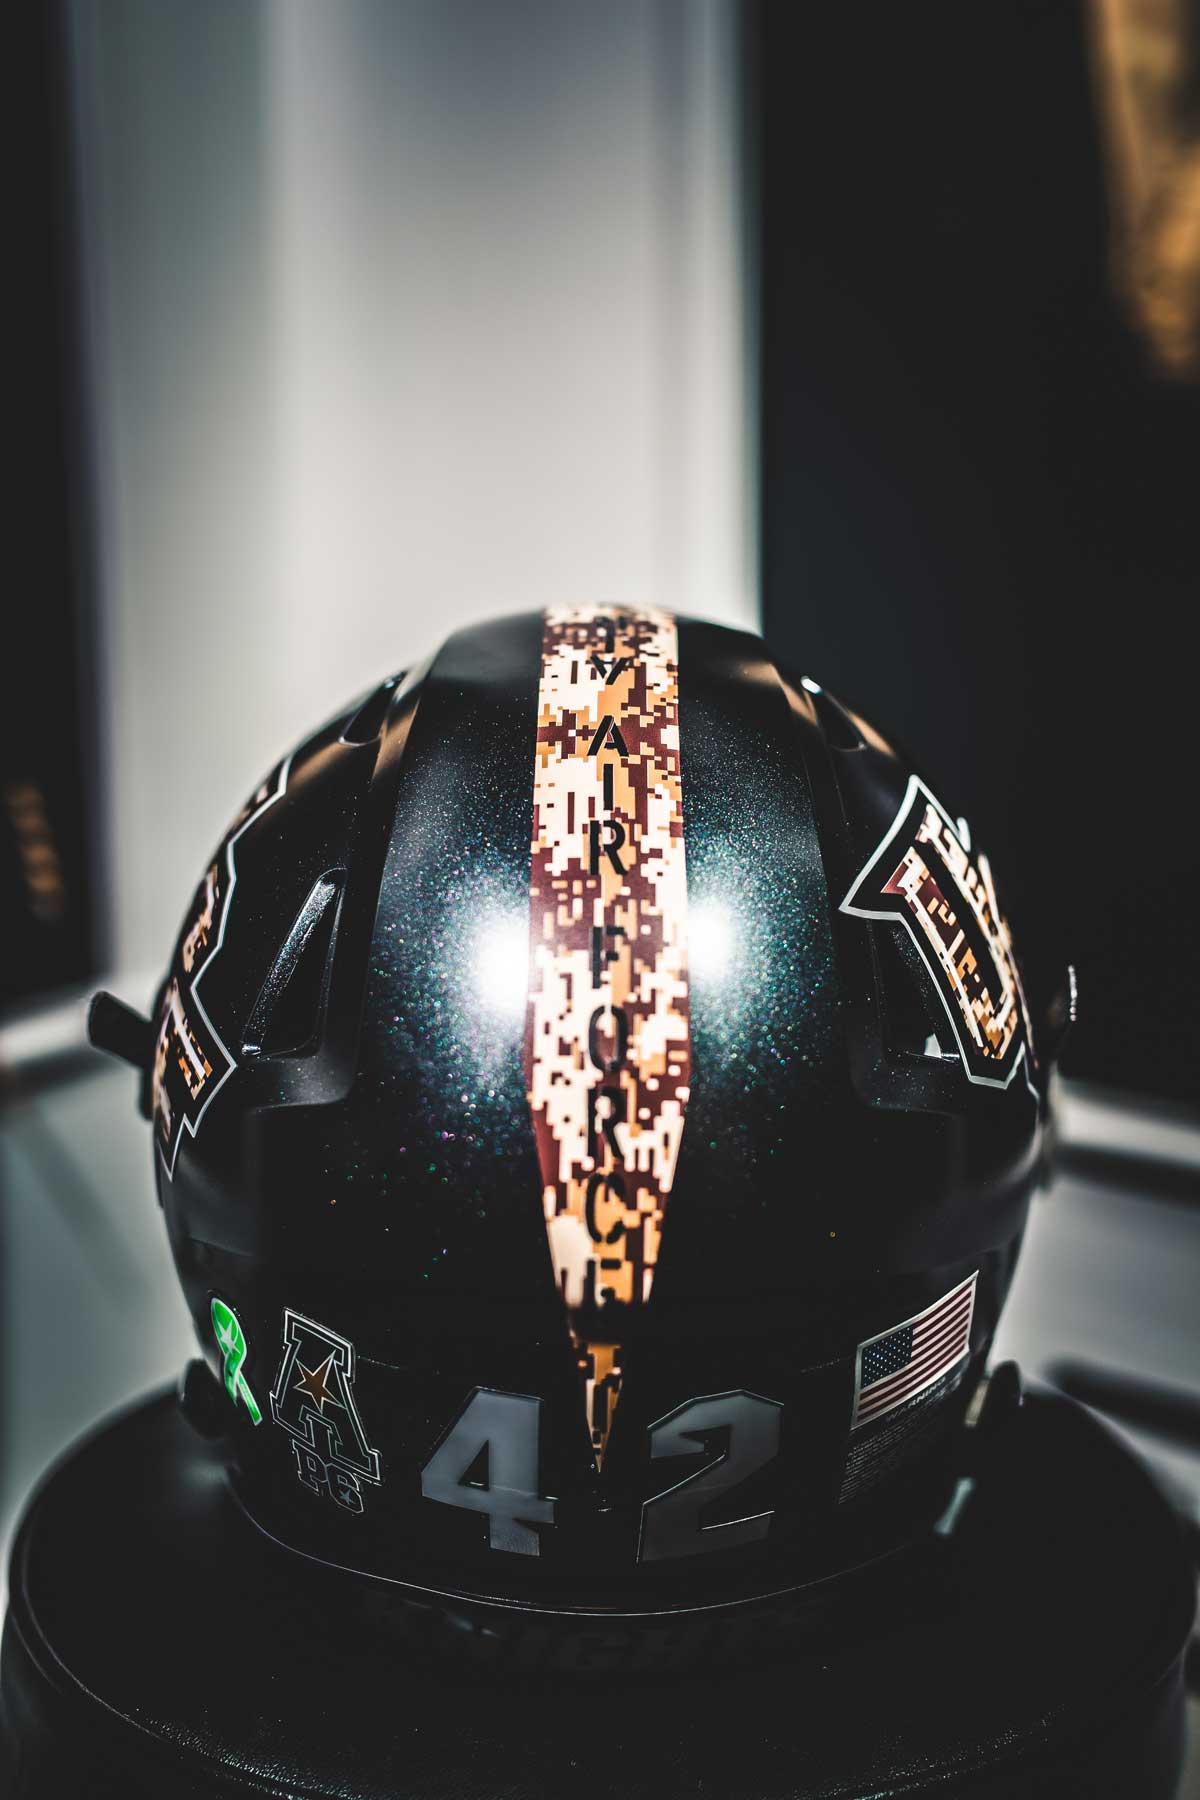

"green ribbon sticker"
[211,1296,263,1426]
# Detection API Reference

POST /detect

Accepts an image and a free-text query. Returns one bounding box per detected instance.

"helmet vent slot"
[340,675,402,745]
[875,930,951,1060]
[242,873,342,1058]
[808,685,866,752]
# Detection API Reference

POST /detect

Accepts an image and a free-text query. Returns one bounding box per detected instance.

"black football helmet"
[91,609,1049,1645]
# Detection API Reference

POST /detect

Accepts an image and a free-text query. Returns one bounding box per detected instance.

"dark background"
[759,0,1199,1104]
[3,4,102,1007]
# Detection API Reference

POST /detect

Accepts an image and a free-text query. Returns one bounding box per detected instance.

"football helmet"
[91,609,1048,1643]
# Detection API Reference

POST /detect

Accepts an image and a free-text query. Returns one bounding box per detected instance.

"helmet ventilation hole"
[242,873,342,1057]
[340,675,403,745]
[874,930,952,1061]
[807,685,866,752]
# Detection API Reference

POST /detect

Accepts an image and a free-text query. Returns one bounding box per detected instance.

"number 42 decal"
[419,1386,783,1563]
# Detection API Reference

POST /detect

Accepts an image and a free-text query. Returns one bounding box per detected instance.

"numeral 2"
[638,1390,783,1563]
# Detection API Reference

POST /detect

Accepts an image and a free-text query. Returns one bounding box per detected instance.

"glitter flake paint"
[526,608,691,1459]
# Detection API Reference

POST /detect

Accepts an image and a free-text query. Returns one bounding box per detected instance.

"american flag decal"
[851,1273,977,1431]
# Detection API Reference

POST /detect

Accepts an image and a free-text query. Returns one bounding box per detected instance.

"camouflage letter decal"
[152,760,291,1177]
[526,608,691,1459]
[841,776,1036,1089]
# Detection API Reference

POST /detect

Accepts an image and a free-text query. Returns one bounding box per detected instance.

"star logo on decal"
[293,1354,343,1414]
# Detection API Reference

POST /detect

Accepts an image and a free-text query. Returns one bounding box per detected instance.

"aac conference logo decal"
[270,1309,383,1515]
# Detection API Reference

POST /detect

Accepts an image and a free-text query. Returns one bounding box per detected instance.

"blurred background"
[2,0,1198,1760]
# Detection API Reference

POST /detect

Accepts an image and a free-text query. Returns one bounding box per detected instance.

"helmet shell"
[150,610,1042,1615]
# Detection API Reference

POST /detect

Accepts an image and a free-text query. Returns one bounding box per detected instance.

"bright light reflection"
[472,911,531,1014]
[687,900,734,982]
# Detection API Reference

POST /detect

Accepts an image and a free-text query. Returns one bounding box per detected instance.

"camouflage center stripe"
[525,607,691,1459]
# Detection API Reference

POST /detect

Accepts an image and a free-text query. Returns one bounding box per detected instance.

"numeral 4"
[419,1388,556,1556]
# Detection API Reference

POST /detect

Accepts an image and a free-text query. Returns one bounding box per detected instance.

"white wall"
[68,0,757,979]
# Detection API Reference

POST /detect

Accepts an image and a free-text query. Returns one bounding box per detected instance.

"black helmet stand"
[1,1375,1193,1799]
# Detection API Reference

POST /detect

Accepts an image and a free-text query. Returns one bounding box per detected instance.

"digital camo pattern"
[842,776,1036,1088]
[526,607,691,1458]
[152,762,289,1176]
